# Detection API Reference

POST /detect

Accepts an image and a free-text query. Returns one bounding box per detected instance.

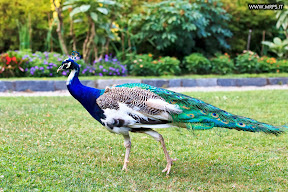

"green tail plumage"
[117,83,287,135]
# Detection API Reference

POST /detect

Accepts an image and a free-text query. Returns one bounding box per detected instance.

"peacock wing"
[96,86,181,129]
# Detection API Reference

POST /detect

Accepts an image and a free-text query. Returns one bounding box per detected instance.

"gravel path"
[0,85,287,97]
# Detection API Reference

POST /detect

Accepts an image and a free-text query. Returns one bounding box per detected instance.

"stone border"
[0,77,288,92]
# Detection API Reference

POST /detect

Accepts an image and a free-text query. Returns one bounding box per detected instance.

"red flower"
[6,56,11,64]
[12,56,17,62]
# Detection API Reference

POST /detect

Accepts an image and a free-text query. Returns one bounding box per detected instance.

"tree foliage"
[221,0,279,56]
[63,0,121,62]
[1,0,287,64]
[132,0,232,57]
[0,0,49,52]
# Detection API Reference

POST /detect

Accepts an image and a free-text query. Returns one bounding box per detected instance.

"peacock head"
[57,51,81,73]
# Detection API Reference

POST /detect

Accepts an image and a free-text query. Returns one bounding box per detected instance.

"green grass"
[1,72,288,81]
[0,90,287,191]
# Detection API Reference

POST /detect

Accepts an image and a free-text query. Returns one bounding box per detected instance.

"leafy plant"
[262,37,288,58]
[210,53,234,75]
[257,56,277,73]
[277,59,288,73]
[17,16,31,51]
[81,54,127,76]
[235,50,259,73]
[0,51,26,77]
[183,53,211,74]
[129,54,157,76]
[63,0,121,62]
[1,50,126,78]
[133,0,232,57]
[21,51,68,77]
[0,0,50,53]
[155,56,181,76]
[276,3,288,39]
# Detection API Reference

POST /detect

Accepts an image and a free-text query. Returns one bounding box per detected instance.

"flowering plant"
[0,52,26,77]
[20,51,69,77]
[129,54,158,76]
[183,53,212,74]
[210,53,234,74]
[154,56,181,76]
[0,51,126,77]
[275,59,288,73]
[127,54,181,76]
[235,50,259,73]
[81,54,127,77]
[257,56,277,73]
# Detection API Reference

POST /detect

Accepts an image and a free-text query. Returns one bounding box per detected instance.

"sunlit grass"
[0,90,287,191]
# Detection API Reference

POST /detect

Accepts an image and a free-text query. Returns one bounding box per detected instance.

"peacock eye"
[66,62,71,68]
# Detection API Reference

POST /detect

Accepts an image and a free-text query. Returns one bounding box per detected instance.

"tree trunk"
[83,16,96,63]
[103,16,115,56]
[246,29,252,51]
[93,44,98,62]
[82,24,90,63]
[128,33,132,55]
[53,0,68,55]
[70,19,76,51]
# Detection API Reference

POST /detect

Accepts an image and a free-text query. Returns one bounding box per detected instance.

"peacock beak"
[57,65,63,73]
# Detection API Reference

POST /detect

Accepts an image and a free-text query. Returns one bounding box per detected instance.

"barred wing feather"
[97,86,181,129]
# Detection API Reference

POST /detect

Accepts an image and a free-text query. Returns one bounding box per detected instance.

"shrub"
[210,53,234,74]
[155,56,181,76]
[133,0,232,57]
[277,60,288,73]
[257,56,277,73]
[183,53,212,74]
[122,52,139,75]
[129,54,158,76]
[0,51,27,77]
[22,51,67,77]
[82,55,127,77]
[235,50,259,73]
[0,51,127,77]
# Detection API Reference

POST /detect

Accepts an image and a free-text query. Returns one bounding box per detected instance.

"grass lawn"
[1,72,288,81]
[0,90,287,191]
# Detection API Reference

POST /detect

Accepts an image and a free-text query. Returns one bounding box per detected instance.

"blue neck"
[66,64,104,124]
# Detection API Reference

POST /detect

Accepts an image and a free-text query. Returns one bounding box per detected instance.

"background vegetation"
[0,0,287,77]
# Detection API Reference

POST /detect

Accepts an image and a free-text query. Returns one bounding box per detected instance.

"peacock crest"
[71,51,81,60]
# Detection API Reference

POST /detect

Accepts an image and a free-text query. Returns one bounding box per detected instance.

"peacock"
[57,51,286,175]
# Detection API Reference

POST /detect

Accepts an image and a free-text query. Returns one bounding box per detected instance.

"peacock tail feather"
[117,83,286,135]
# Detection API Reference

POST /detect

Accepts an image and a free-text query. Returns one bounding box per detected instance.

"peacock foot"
[162,158,177,175]
[122,161,129,171]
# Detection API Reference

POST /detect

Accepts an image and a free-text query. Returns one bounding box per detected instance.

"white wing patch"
[101,103,147,126]
[146,99,182,114]
[101,102,176,133]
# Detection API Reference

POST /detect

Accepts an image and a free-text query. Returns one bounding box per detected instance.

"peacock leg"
[122,134,131,171]
[144,130,177,175]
